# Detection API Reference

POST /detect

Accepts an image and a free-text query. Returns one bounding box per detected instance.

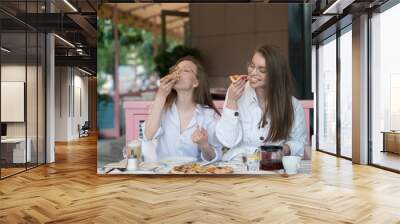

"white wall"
[1,65,26,135]
[55,66,69,141]
[1,65,41,138]
[54,67,89,141]
[72,73,89,138]
[1,65,26,141]
[1,64,46,164]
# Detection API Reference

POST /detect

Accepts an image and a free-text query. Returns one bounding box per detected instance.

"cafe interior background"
[96,3,313,174]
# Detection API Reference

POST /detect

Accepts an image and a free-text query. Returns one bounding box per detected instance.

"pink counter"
[124,100,313,145]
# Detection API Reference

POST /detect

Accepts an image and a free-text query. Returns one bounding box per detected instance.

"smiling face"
[172,60,199,91]
[249,45,296,143]
[248,52,268,89]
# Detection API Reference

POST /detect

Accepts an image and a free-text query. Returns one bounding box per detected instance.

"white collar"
[171,101,204,129]
[246,84,259,106]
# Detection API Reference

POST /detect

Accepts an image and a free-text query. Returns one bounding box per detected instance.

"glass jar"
[259,145,284,170]
[245,148,261,171]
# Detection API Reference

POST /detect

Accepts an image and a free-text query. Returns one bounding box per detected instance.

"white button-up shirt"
[143,102,222,162]
[216,82,307,161]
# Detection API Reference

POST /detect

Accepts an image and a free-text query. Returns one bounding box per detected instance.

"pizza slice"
[229,74,248,82]
[168,66,181,81]
[174,73,180,81]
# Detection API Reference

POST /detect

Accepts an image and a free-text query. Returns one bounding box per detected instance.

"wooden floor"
[372,151,400,171]
[1,167,26,178]
[1,163,44,178]
[1,135,400,224]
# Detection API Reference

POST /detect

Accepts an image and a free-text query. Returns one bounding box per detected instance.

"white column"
[45,0,56,163]
[352,14,369,164]
[46,32,55,163]
[311,45,317,150]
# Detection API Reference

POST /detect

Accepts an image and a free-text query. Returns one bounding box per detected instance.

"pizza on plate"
[170,163,234,174]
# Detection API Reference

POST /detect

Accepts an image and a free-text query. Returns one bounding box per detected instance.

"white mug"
[282,156,301,175]
[127,158,138,171]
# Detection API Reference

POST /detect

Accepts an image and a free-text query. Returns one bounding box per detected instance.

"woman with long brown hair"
[216,45,306,161]
[144,56,222,162]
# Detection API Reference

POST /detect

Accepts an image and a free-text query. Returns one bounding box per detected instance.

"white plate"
[139,162,163,171]
[161,156,197,165]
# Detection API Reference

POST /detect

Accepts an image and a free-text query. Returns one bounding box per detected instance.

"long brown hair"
[256,45,295,142]
[164,56,220,116]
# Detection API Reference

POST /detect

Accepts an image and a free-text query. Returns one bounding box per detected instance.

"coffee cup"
[282,156,301,175]
[127,158,138,171]
[127,140,142,160]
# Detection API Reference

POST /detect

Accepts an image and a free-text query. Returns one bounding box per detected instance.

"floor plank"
[1,134,400,223]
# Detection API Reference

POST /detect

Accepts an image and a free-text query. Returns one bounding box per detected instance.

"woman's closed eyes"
[171,66,195,75]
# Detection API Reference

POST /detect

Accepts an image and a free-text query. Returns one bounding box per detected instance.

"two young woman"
[142,45,306,162]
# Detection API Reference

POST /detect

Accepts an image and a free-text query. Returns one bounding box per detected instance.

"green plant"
[97,19,114,74]
[98,19,156,75]
[154,45,202,78]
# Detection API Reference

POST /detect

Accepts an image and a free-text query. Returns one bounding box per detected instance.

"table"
[381,131,400,154]
[1,138,32,163]
[97,160,311,175]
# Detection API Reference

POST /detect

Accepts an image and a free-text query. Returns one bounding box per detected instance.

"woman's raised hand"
[157,74,177,98]
[226,78,246,110]
[192,126,209,147]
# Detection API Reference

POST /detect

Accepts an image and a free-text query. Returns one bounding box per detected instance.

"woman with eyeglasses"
[143,56,222,162]
[216,45,307,161]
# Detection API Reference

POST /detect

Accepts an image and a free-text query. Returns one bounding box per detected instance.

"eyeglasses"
[247,62,267,75]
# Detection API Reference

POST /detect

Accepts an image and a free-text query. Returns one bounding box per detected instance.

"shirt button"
[234,112,239,117]
[260,136,264,141]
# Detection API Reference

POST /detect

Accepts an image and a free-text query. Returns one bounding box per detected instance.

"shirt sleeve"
[143,126,163,141]
[285,99,307,157]
[200,111,223,162]
[215,89,243,148]
[142,102,165,141]
[142,114,164,142]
